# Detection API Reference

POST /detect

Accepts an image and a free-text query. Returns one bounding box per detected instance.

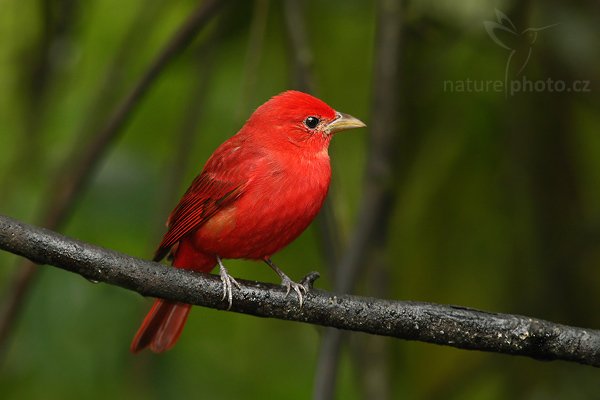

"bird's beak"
[325,112,366,134]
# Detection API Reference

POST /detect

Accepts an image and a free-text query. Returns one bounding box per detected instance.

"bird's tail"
[130,299,191,353]
[131,241,215,353]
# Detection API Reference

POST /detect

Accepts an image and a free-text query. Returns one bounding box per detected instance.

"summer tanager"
[130,90,365,353]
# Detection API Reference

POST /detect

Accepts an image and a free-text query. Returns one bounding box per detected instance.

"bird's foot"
[281,275,308,308]
[264,258,308,308]
[217,256,241,310]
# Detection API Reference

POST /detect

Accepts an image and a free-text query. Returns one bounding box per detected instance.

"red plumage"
[130,91,365,353]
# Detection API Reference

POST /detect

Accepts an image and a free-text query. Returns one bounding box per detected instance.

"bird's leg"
[264,258,307,307]
[217,256,241,310]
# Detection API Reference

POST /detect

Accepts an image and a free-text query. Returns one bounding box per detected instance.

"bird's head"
[243,90,366,152]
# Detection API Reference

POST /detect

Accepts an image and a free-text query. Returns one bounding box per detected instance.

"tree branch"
[283,0,342,271]
[315,1,404,397]
[0,0,226,359]
[0,214,598,367]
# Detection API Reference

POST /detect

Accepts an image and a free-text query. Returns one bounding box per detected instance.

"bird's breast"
[193,151,331,259]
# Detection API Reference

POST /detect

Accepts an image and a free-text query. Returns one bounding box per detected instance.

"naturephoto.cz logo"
[444,9,592,96]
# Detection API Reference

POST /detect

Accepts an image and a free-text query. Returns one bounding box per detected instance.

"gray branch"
[0,214,599,367]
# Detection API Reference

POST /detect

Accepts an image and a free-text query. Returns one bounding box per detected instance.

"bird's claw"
[264,258,309,308]
[281,275,308,308]
[217,257,241,310]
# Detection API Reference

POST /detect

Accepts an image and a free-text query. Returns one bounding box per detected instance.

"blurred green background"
[1,0,599,399]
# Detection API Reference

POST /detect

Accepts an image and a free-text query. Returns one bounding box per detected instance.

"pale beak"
[325,112,366,134]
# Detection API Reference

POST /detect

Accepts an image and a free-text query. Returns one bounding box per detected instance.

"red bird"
[130,90,365,353]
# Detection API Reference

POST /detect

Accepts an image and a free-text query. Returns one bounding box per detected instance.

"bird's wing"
[153,173,244,261]
[153,138,263,262]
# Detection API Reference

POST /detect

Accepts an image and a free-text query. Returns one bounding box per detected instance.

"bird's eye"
[304,116,320,129]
